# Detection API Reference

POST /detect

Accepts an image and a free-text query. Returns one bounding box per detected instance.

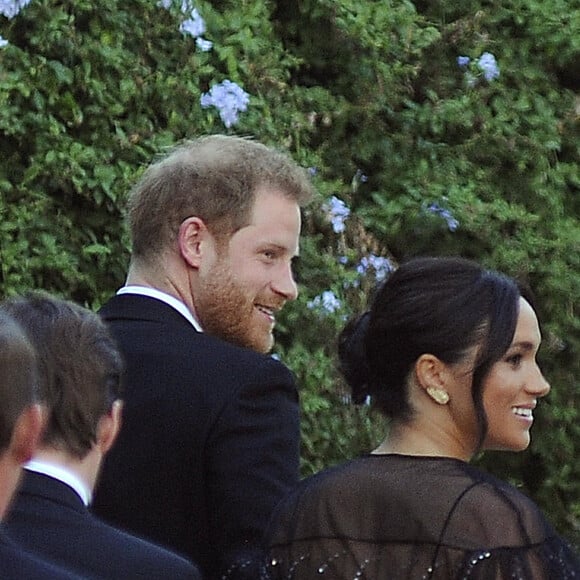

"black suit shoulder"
[6,472,201,580]
[95,294,299,578]
[0,526,82,579]
[99,295,294,389]
[98,294,299,438]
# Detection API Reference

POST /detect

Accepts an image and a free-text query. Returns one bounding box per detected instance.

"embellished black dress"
[266,454,579,579]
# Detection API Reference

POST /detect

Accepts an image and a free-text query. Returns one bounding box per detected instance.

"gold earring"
[426,387,450,405]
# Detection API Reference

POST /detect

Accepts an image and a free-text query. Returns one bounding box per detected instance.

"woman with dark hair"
[266,256,579,579]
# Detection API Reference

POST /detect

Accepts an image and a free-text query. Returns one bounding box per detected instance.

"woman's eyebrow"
[507,341,538,352]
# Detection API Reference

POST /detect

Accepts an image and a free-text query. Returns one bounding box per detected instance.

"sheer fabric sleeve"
[434,472,580,579]
[265,457,580,580]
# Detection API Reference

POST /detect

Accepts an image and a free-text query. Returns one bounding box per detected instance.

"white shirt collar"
[24,459,92,507]
[117,285,203,332]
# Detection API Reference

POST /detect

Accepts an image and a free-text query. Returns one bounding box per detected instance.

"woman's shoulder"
[274,456,378,513]
[266,455,580,578]
[267,456,389,542]
[271,455,555,546]
[440,461,556,548]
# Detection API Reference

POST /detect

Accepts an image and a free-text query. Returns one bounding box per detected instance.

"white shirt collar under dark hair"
[117,286,203,332]
[25,459,92,506]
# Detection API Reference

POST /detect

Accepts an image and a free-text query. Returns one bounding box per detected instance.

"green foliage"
[1,0,578,544]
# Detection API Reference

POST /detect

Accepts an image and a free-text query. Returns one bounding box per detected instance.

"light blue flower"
[307,291,342,314]
[0,0,31,18]
[322,196,350,233]
[477,52,500,81]
[200,80,250,128]
[457,56,470,68]
[159,0,192,14]
[180,8,206,38]
[196,37,213,52]
[356,254,394,282]
[424,202,459,232]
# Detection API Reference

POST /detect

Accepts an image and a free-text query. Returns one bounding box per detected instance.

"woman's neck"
[372,420,474,461]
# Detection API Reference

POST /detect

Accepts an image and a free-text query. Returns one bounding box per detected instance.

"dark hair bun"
[338,311,372,404]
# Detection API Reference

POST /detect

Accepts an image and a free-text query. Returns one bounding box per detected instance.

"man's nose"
[273,263,298,301]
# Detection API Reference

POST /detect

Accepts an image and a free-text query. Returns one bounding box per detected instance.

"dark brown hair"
[3,292,123,459]
[0,310,38,451]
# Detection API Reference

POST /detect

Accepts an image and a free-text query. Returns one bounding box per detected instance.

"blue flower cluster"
[457,52,500,83]
[356,254,394,282]
[200,80,250,128]
[180,8,212,51]
[477,52,500,81]
[159,1,250,127]
[159,1,213,51]
[0,0,30,19]
[307,290,342,315]
[322,196,350,233]
[424,202,459,232]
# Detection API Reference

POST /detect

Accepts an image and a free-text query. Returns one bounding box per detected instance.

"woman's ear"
[415,354,450,405]
[178,217,208,269]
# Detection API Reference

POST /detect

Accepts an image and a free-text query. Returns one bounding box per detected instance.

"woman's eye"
[506,353,523,368]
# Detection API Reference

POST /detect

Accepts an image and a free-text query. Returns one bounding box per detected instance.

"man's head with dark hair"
[0,308,44,519]
[0,310,38,452]
[2,292,123,459]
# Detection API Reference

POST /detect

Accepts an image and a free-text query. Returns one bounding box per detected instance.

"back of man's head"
[0,311,38,452]
[128,134,314,266]
[2,292,123,459]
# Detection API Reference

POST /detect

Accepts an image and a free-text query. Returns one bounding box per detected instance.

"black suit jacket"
[92,294,300,579]
[0,525,81,579]
[6,471,201,579]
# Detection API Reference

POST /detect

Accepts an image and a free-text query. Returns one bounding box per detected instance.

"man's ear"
[415,354,451,405]
[10,403,46,464]
[178,216,208,269]
[97,400,123,455]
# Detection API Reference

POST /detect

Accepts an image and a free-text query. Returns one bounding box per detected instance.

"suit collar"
[117,286,202,331]
[25,460,91,506]
[99,293,200,330]
[18,471,87,514]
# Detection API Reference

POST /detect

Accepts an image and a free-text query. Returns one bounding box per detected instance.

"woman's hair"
[339,256,524,444]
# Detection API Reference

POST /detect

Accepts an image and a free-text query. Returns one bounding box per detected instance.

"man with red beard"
[92,135,314,579]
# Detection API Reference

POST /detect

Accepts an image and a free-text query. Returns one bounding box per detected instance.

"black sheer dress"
[266,454,579,579]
